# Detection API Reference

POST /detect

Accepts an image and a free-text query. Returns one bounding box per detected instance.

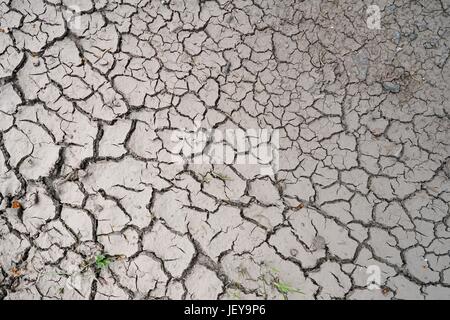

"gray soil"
[0,0,449,300]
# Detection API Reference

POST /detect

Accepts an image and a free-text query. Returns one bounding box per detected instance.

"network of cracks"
[0,0,449,300]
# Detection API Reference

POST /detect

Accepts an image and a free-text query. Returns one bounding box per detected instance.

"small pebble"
[311,235,326,251]
[382,81,401,93]
[294,202,304,211]
[11,200,21,209]
[223,61,231,75]
[408,33,418,42]
[393,31,401,45]
[424,41,437,49]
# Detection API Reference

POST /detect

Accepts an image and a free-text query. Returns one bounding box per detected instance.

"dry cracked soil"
[0,0,449,300]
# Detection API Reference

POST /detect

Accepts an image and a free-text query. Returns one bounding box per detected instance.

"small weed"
[273,281,302,296]
[212,172,232,181]
[257,264,303,300]
[201,174,212,184]
[228,290,241,300]
[78,253,116,273]
[95,255,111,270]
[237,265,251,280]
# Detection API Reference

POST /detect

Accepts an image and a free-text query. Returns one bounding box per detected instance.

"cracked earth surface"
[0,0,449,300]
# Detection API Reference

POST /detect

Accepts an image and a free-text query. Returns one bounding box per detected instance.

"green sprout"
[95,255,111,270]
[273,281,303,297]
